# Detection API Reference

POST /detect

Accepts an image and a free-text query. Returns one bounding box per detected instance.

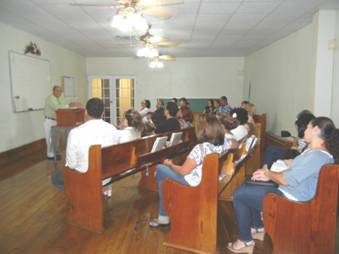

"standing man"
[218,96,232,113]
[44,85,79,159]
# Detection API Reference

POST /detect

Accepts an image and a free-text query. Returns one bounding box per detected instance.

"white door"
[88,76,135,126]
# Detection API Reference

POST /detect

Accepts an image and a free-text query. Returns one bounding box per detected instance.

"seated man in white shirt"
[52,98,120,192]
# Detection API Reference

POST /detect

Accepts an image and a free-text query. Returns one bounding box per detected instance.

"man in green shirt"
[44,85,79,159]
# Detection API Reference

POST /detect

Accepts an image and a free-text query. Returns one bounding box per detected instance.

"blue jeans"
[233,184,283,241]
[156,164,188,216]
[51,170,64,192]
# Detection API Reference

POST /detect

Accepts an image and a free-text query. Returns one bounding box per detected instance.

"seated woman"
[119,109,143,143]
[149,114,228,227]
[216,112,239,149]
[230,108,249,141]
[139,99,152,118]
[155,102,180,134]
[263,110,315,168]
[227,117,339,253]
[203,99,215,114]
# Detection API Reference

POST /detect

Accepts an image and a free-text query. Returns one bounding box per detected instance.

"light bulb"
[149,35,162,43]
[157,61,164,68]
[149,61,156,68]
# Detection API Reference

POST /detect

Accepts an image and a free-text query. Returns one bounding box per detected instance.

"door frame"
[87,75,136,125]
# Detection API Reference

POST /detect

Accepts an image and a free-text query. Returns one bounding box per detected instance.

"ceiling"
[0,0,338,57]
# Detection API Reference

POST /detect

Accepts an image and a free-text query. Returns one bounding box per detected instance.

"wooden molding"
[0,139,46,180]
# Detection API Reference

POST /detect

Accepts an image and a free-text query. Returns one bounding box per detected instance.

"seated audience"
[149,114,228,227]
[179,97,193,123]
[203,99,215,114]
[216,113,239,149]
[155,102,180,134]
[139,99,152,117]
[262,110,315,168]
[171,97,178,105]
[213,99,220,114]
[52,98,120,191]
[218,96,232,113]
[230,108,249,141]
[119,109,143,143]
[227,117,339,253]
[151,99,166,129]
[241,101,256,127]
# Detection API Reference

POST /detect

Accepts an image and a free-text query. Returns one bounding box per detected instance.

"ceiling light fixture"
[111,8,148,33]
[149,59,164,69]
[137,44,159,58]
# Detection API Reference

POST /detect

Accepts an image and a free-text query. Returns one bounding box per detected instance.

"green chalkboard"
[159,98,213,113]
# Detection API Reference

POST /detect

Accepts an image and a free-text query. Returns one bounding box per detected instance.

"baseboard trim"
[0,139,46,180]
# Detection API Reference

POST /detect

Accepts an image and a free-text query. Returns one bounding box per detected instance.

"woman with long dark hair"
[227,117,339,253]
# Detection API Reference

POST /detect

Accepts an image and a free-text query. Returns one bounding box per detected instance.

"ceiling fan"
[70,0,184,19]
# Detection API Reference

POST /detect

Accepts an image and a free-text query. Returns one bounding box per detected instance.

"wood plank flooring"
[0,159,338,254]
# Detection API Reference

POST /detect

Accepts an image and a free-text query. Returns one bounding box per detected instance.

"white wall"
[244,23,316,135]
[86,57,244,111]
[0,22,87,153]
[331,9,339,126]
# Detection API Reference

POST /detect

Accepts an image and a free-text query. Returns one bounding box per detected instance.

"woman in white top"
[138,99,152,117]
[149,114,229,227]
[230,108,249,141]
[216,112,239,149]
[119,109,143,143]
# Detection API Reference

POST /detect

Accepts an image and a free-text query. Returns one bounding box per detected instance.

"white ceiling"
[0,0,338,57]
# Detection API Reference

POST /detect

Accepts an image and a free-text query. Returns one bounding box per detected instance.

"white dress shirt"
[119,127,141,143]
[65,119,120,173]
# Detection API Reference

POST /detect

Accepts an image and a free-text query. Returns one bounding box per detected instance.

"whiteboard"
[9,51,51,112]
[63,76,76,98]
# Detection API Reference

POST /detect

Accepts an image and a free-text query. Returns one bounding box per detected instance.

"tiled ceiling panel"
[0,0,338,57]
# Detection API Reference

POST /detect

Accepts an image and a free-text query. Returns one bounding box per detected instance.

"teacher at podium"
[44,85,80,160]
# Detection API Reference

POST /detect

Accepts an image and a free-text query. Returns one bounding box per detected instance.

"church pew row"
[162,140,257,254]
[263,164,339,254]
[64,127,196,233]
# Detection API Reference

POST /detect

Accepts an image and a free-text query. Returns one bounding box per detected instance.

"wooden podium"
[56,108,85,127]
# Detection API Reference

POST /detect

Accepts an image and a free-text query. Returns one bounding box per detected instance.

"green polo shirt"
[44,94,69,119]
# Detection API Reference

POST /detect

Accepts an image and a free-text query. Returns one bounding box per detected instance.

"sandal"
[227,239,255,253]
[251,227,265,241]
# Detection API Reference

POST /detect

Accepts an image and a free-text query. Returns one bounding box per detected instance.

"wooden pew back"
[263,164,339,254]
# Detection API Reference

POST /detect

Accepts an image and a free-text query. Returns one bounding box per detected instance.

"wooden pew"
[64,128,196,233]
[265,131,293,149]
[139,127,197,192]
[263,164,339,254]
[162,153,221,254]
[64,138,148,233]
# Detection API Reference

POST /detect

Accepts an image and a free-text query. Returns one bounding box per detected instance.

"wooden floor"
[0,159,338,254]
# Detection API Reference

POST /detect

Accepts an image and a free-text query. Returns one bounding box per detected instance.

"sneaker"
[227,239,255,253]
[149,215,170,228]
[251,227,265,241]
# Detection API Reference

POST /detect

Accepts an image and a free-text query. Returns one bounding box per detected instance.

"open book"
[270,160,289,173]
[168,132,183,147]
[151,136,168,153]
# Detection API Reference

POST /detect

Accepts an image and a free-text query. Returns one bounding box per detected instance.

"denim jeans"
[51,170,64,192]
[156,164,188,216]
[233,184,283,241]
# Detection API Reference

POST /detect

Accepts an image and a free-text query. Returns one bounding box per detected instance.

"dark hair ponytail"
[311,117,339,163]
[327,128,339,163]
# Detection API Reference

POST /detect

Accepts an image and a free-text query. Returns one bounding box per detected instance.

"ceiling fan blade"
[70,0,128,7]
[155,40,178,47]
[138,0,184,7]
[159,55,176,61]
[142,6,173,19]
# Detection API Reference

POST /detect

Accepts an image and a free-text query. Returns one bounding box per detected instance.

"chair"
[263,164,339,254]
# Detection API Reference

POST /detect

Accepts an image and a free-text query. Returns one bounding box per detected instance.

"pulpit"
[56,108,85,127]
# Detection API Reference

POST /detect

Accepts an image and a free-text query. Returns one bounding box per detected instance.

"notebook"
[151,136,168,152]
[168,132,183,147]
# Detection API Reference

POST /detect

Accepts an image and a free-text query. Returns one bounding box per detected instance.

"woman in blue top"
[227,117,339,253]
